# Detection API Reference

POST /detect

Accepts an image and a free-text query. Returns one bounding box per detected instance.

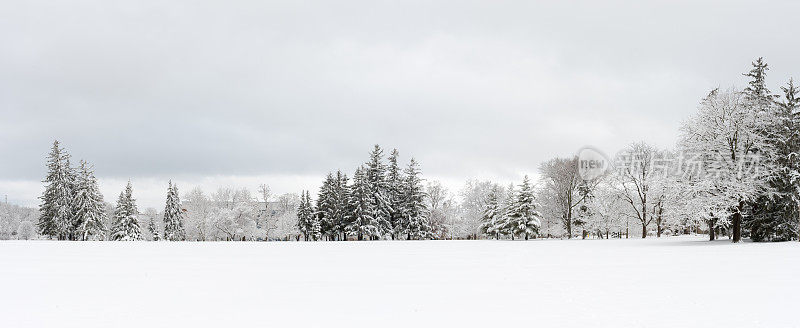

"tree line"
[22,57,799,243]
[36,141,186,241]
[298,145,442,240]
[533,57,799,242]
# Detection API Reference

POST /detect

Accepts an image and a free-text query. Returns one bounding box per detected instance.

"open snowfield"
[1,236,798,328]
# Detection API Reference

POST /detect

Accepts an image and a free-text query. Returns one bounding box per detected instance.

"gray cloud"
[1,0,799,206]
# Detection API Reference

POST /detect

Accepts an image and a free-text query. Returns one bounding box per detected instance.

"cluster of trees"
[296,145,431,240]
[532,58,799,242]
[37,141,108,240]
[178,186,301,241]
[681,58,799,242]
[479,176,541,240]
[0,202,37,240]
[36,141,187,241]
[14,58,796,243]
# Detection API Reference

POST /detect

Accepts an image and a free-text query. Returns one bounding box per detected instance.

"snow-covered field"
[1,236,798,328]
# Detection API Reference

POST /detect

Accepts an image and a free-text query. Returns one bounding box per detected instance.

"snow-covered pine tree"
[750,78,800,241]
[740,58,790,241]
[110,181,143,241]
[743,57,778,104]
[480,186,503,239]
[386,149,405,239]
[308,191,321,241]
[148,216,160,241]
[346,166,378,240]
[400,158,430,240]
[38,140,77,240]
[332,170,351,240]
[782,79,800,241]
[365,145,391,238]
[296,190,318,241]
[315,173,337,240]
[509,175,541,240]
[162,181,186,241]
[499,184,516,239]
[574,180,594,239]
[72,160,107,240]
[297,190,310,240]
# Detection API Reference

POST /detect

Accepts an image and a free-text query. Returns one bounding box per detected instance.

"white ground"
[0,236,798,328]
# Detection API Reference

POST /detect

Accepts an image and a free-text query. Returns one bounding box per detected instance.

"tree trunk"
[708,220,716,241]
[566,208,572,239]
[732,200,743,243]
[625,221,629,239]
[566,220,572,239]
[641,223,647,238]
[656,206,663,238]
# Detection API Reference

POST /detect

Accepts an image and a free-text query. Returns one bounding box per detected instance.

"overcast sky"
[1,0,799,208]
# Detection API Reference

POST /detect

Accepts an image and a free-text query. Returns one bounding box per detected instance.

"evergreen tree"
[750,78,800,241]
[72,160,107,241]
[148,216,160,241]
[297,190,310,240]
[741,58,794,241]
[315,173,337,239]
[162,181,186,241]
[296,190,318,241]
[739,57,779,242]
[784,79,800,241]
[480,186,503,239]
[508,175,541,240]
[38,140,77,240]
[400,158,430,240]
[332,170,351,240]
[365,145,391,238]
[346,166,378,240]
[743,57,777,103]
[499,184,516,239]
[386,149,405,239]
[111,181,143,241]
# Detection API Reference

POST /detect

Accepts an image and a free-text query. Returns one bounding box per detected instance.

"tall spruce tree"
[400,158,430,240]
[743,57,778,103]
[346,166,378,240]
[38,140,77,240]
[480,186,503,239]
[296,190,318,241]
[332,170,351,240]
[740,57,779,242]
[110,181,143,241]
[741,58,794,241]
[386,149,404,239]
[750,78,800,241]
[784,79,800,241]
[365,145,391,238]
[72,160,107,240]
[509,175,541,240]
[500,184,516,239]
[315,173,337,240]
[162,181,186,241]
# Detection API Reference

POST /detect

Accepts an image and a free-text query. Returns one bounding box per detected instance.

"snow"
[0,236,798,327]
